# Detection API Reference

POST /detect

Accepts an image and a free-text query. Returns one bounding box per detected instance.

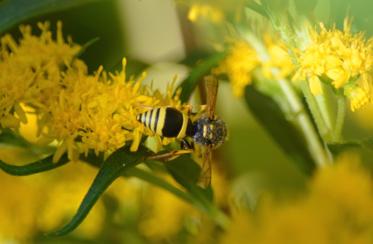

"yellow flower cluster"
[221,153,373,244]
[262,35,295,80]
[214,41,259,97]
[214,37,294,97]
[0,22,184,161]
[294,20,373,111]
[0,22,80,129]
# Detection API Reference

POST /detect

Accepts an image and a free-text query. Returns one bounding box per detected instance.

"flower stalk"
[277,76,331,167]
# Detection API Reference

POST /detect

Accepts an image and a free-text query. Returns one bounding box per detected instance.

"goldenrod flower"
[214,36,294,97]
[261,35,295,80]
[214,41,259,97]
[188,4,224,23]
[0,22,185,161]
[0,22,80,129]
[294,19,373,111]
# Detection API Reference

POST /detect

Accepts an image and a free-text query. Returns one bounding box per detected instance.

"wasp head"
[193,117,227,148]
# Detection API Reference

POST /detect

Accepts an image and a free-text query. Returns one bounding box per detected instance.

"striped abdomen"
[136,107,194,139]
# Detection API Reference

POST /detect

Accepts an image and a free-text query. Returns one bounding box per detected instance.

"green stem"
[242,32,331,167]
[300,82,330,139]
[277,78,331,167]
[315,95,333,132]
[334,95,346,142]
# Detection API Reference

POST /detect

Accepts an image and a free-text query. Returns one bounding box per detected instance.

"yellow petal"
[130,128,141,152]
[309,76,323,95]
[326,68,349,88]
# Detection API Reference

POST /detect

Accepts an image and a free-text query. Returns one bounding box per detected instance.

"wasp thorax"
[193,117,227,148]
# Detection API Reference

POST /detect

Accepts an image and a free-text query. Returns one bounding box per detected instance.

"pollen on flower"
[293,19,373,110]
[213,41,259,97]
[0,22,185,161]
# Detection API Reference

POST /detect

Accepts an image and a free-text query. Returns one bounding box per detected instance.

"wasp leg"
[185,104,193,116]
[181,139,194,150]
[147,149,193,162]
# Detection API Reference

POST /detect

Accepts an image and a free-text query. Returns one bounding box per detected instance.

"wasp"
[137,76,227,187]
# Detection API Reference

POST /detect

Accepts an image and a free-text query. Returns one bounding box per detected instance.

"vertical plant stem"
[300,82,330,139]
[242,33,331,167]
[277,78,331,167]
[315,95,333,132]
[334,95,346,142]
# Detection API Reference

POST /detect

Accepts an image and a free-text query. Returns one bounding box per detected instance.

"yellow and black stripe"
[137,107,194,139]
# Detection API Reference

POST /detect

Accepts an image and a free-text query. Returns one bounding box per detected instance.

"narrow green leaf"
[0,154,68,176]
[245,86,316,175]
[0,129,30,148]
[0,129,54,156]
[0,0,106,34]
[178,52,227,103]
[162,155,229,228]
[165,154,201,185]
[165,154,213,204]
[49,147,147,236]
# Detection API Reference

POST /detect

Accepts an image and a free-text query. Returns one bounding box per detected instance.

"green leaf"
[0,129,105,176]
[178,52,227,103]
[0,0,105,34]
[0,128,55,157]
[0,129,30,148]
[0,154,68,176]
[49,147,147,236]
[165,154,213,205]
[245,86,316,175]
[165,154,201,185]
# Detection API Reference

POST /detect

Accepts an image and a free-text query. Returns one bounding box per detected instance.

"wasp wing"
[204,75,219,120]
[198,145,212,188]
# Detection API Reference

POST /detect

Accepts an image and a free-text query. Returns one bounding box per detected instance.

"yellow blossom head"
[0,22,186,161]
[293,19,373,111]
[261,35,295,80]
[213,41,259,97]
[214,35,295,97]
[0,21,80,129]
